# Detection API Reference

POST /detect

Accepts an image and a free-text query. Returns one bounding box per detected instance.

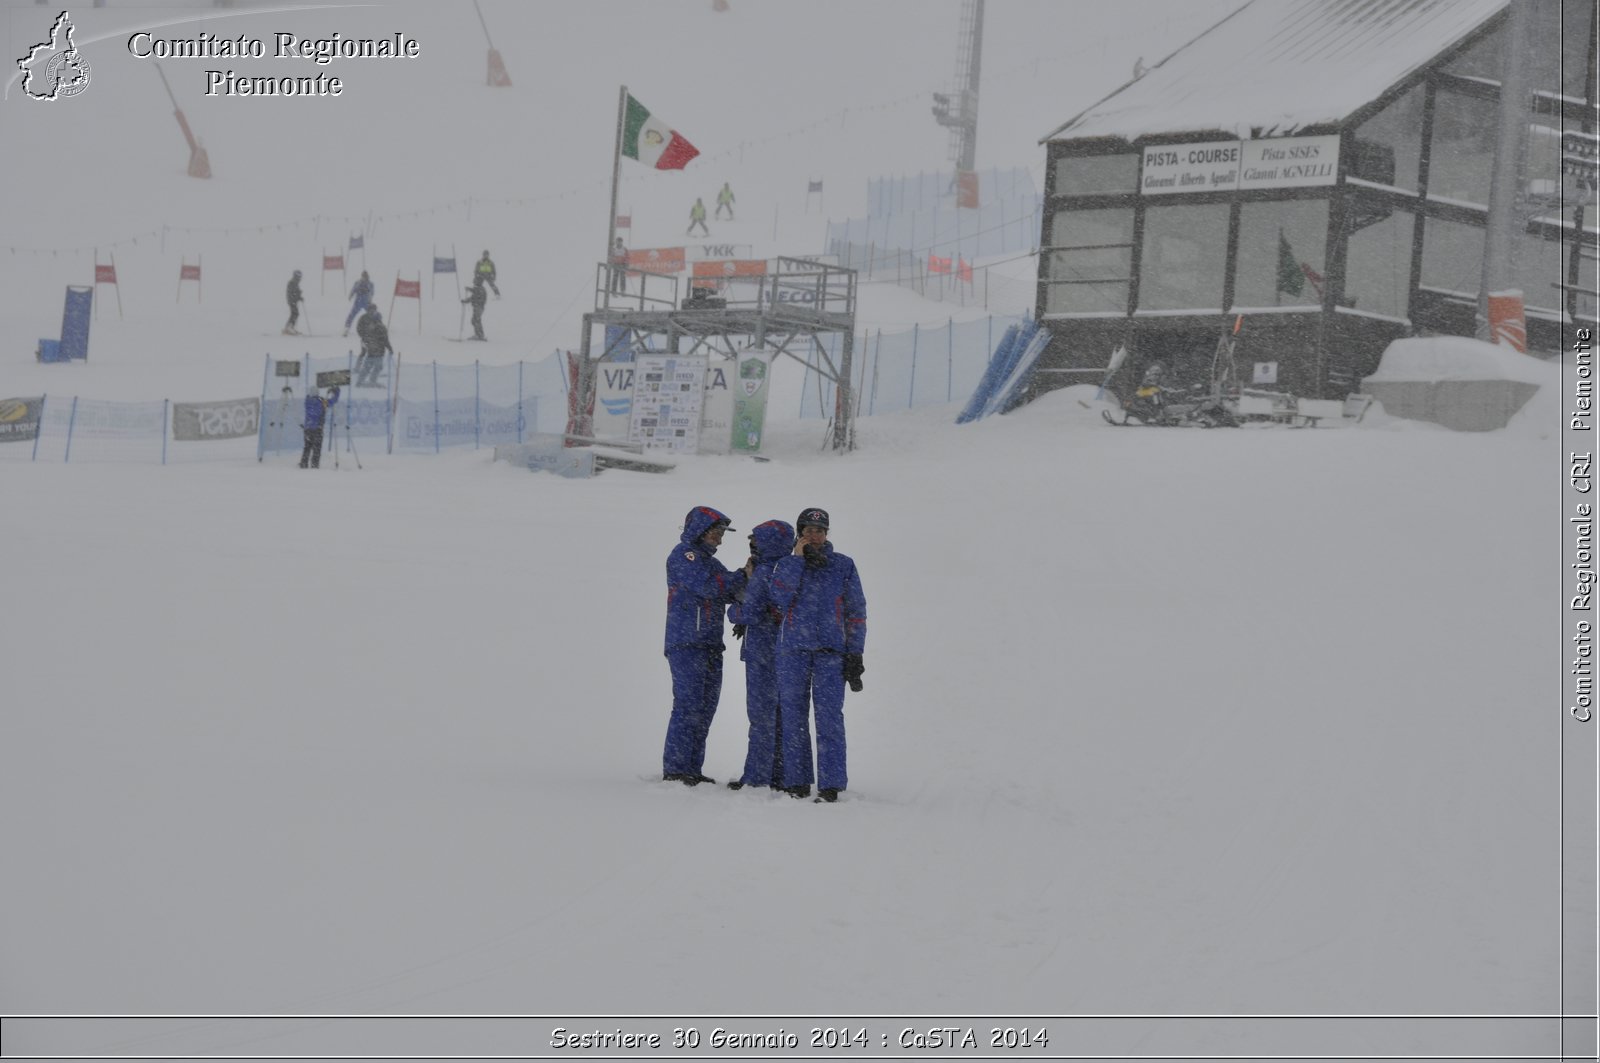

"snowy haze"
[0,1,1582,1059]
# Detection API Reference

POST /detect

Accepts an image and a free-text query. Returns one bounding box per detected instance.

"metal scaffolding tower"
[577,257,860,451]
[931,0,985,204]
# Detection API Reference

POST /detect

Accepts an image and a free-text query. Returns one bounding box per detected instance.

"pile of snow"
[1364,335,1561,386]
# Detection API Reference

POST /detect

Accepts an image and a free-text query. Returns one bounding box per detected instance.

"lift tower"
[931,0,984,207]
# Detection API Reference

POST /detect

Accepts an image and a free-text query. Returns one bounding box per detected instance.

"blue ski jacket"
[303,387,338,430]
[769,541,866,654]
[664,506,747,652]
[728,520,795,662]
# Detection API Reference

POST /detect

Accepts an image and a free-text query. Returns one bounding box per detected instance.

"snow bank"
[1362,336,1559,433]
[1364,335,1560,386]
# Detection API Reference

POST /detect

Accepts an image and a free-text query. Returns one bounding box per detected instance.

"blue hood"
[748,520,795,563]
[680,505,733,549]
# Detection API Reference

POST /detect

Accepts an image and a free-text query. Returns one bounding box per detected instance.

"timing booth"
[1032,0,1596,400]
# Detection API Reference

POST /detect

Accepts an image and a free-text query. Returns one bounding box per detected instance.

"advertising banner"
[595,362,637,442]
[629,355,705,452]
[0,397,44,443]
[731,349,777,453]
[626,246,686,274]
[699,369,733,455]
[171,397,260,441]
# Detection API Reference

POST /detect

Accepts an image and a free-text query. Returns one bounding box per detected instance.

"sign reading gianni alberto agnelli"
[1141,135,1340,195]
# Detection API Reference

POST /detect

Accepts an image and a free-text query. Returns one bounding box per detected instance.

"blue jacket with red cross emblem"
[664,506,748,652]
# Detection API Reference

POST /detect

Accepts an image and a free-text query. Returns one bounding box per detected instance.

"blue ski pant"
[663,646,723,776]
[777,649,845,791]
[738,653,811,788]
[345,294,371,329]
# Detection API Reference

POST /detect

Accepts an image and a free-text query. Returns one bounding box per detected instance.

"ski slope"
[0,1,1573,1057]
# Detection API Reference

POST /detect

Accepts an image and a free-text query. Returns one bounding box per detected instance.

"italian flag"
[621,93,700,170]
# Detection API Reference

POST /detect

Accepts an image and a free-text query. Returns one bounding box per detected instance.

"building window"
[1441,22,1504,81]
[1138,203,1229,311]
[1044,207,1133,314]
[1429,91,1496,206]
[1516,230,1567,315]
[1420,217,1485,302]
[1351,84,1424,192]
[1233,200,1329,310]
[1052,153,1138,197]
[1577,251,1598,325]
[1564,4,1596,100]
[1344,208,1415,320]
[1525,122,1598,234]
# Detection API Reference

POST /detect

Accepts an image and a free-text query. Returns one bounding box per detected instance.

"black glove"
[842,653,865,692]
[731,624,746,640]
[803,543,826,568]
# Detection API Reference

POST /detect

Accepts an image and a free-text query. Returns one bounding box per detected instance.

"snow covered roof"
[1044,0,1508,144]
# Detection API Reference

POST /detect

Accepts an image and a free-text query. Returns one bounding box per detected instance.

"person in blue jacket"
[343,270,374,335]
[726,519,800,791]
[299,385,338,469]
[769,507,867,802]
[662,505,751,786]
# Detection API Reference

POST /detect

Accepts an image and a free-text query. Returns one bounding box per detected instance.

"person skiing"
[769,508,867,802]
[662,506,751,787]
[687,197,709,237]
[608,237,629,294]
[474,250,499,297]
[354,304,392,387]
[283,270,305,335]
[715,181,735,220]
[299,384,338,469]
[343,270,374,335]
[726,519,801,791]
[461,276,489,341]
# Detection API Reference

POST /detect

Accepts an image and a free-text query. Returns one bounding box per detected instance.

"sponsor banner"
[1142,135,1339,195]
[731,349,777,453]
[690,258,768,291]
[700,372,732,455]
[0,396,44,443]
[596,363,637,442]
[397,396,528,449]
[686,242,754,262]
[626,246,686,274]
[59,399,165,439]
[171,397,260,441]
[776,254,838,272]
[499,435,595,478]
[629,355,705,452]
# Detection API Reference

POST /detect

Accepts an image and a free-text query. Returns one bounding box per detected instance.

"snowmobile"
[1101,365,1238,428]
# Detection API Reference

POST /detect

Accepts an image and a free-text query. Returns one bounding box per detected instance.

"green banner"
[731,350,775,452]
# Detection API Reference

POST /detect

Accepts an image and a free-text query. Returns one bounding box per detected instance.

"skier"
[608,237,629,294]
[299,384,338,469]
[726,519,801,791]
[687,197,709,237]
[354,304,392,387]
[768,508,867,802]
[343,270,374,335]
[283,270,305,335]
[474,250,500,297]
[715,181,735,220]
[662,506,751,787]
[461,276,489,341]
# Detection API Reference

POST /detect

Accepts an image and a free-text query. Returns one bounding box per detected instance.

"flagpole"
[607,85,626,278]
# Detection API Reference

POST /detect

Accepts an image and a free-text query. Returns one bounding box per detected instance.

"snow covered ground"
[0,1,1587,1058]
